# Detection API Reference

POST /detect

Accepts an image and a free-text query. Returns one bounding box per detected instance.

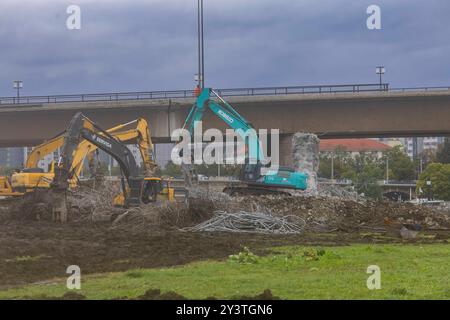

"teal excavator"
[182,88,308,195]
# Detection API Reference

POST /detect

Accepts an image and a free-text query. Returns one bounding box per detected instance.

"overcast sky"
[0,0,449,96]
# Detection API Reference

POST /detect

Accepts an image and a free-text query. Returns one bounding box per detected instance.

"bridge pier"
[279,134,294,167]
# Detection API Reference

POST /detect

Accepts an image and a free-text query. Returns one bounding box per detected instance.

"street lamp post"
[426,180,432,201]
[385,156,389,182]
[13,80,23,102]
[331,153,335,183]
[197,0,205,89]
[376,66,385,90]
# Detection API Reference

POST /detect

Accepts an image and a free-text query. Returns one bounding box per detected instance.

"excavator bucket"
[9,188,67,222]
[50,190,68,223]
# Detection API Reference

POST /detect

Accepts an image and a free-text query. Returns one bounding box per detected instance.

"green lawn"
[1,244,449,300]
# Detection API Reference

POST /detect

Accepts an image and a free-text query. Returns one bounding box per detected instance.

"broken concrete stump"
[292,133,320,194]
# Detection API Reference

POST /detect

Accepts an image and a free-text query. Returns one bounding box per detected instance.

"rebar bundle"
[185,211,306,234]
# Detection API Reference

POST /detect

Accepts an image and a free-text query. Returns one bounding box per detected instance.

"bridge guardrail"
[389,86,450,93]
[0,83,389,106]
[2,83,450,106]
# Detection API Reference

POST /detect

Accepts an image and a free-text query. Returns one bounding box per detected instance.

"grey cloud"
[0,0,449,96]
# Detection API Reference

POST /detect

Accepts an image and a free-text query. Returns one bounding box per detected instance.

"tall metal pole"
[200,0,205,88]
[197,0,202,88]
[197,0,205,89]
[386,157,389,182]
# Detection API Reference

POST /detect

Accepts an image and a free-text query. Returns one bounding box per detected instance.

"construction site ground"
[0,212,449,289]
[0,222,449,299]
[0,188,449,298]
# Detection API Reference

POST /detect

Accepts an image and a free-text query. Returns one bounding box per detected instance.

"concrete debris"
[400,226,419,240]
[292,133,320,195]
[439,202,450,213]
[317,183,363,202]
[185,187,234,215]
[209,195,450,232]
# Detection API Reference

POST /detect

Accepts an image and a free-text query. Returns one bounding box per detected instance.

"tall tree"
[384,146,415,181]
[162,161,183,178]
[417,163,450,200]
[354,163,383,200]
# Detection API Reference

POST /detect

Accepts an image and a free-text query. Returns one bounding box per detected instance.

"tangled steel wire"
[185,211,306,234]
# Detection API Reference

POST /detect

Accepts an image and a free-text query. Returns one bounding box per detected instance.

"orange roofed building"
[319,139,391,158]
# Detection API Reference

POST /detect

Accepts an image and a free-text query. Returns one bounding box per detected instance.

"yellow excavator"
[3,118,174,206]
[47,112,175,221]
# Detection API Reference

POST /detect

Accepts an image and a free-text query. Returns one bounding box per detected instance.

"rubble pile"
[67,183,120,221]
[63,179,450,233]
[4,172,447,234]
[110,202,195,232]
[106,187,232,231]
[440,202,450,213]
[224,195,450,231]
[317,183,363,202]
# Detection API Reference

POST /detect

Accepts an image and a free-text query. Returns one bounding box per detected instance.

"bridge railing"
[0,90,197,105]
[2,83,450,106]
[214,83,389,96]
[0,83,389,106]
[389,86,450,93]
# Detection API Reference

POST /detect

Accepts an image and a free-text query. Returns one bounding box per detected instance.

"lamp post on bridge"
[376,66,385,91]
[13,80,23,103]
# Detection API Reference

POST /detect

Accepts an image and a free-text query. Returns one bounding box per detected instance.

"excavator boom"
[53,113,143,207]
[10,118,158,192]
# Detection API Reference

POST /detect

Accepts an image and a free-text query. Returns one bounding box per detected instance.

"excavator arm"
[25,133,65,169]
[183,88,266,185]
[52,112,143,207]
[68,118,157,180]
[25,118,156,171]
[183,88,264,163]
[13,118,157,191]
[182,88,308,194]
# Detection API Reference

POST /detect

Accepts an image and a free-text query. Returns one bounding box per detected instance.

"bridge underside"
[0,91,449,147]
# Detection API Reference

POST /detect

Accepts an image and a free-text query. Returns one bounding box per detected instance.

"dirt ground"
[0,218,448,289]
[1,188,449,289]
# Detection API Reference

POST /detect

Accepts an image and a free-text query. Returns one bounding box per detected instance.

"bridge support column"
[279,134,294,167]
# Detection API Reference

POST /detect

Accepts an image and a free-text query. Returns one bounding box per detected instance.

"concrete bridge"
[1,84,449,165]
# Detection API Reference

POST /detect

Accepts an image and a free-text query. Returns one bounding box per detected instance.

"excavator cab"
[11,163,55,192]
[159,178,175,202]
[142,177,163,203]
[113,177,174,207]
[0,175,23,197]
[142,177,174,203]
